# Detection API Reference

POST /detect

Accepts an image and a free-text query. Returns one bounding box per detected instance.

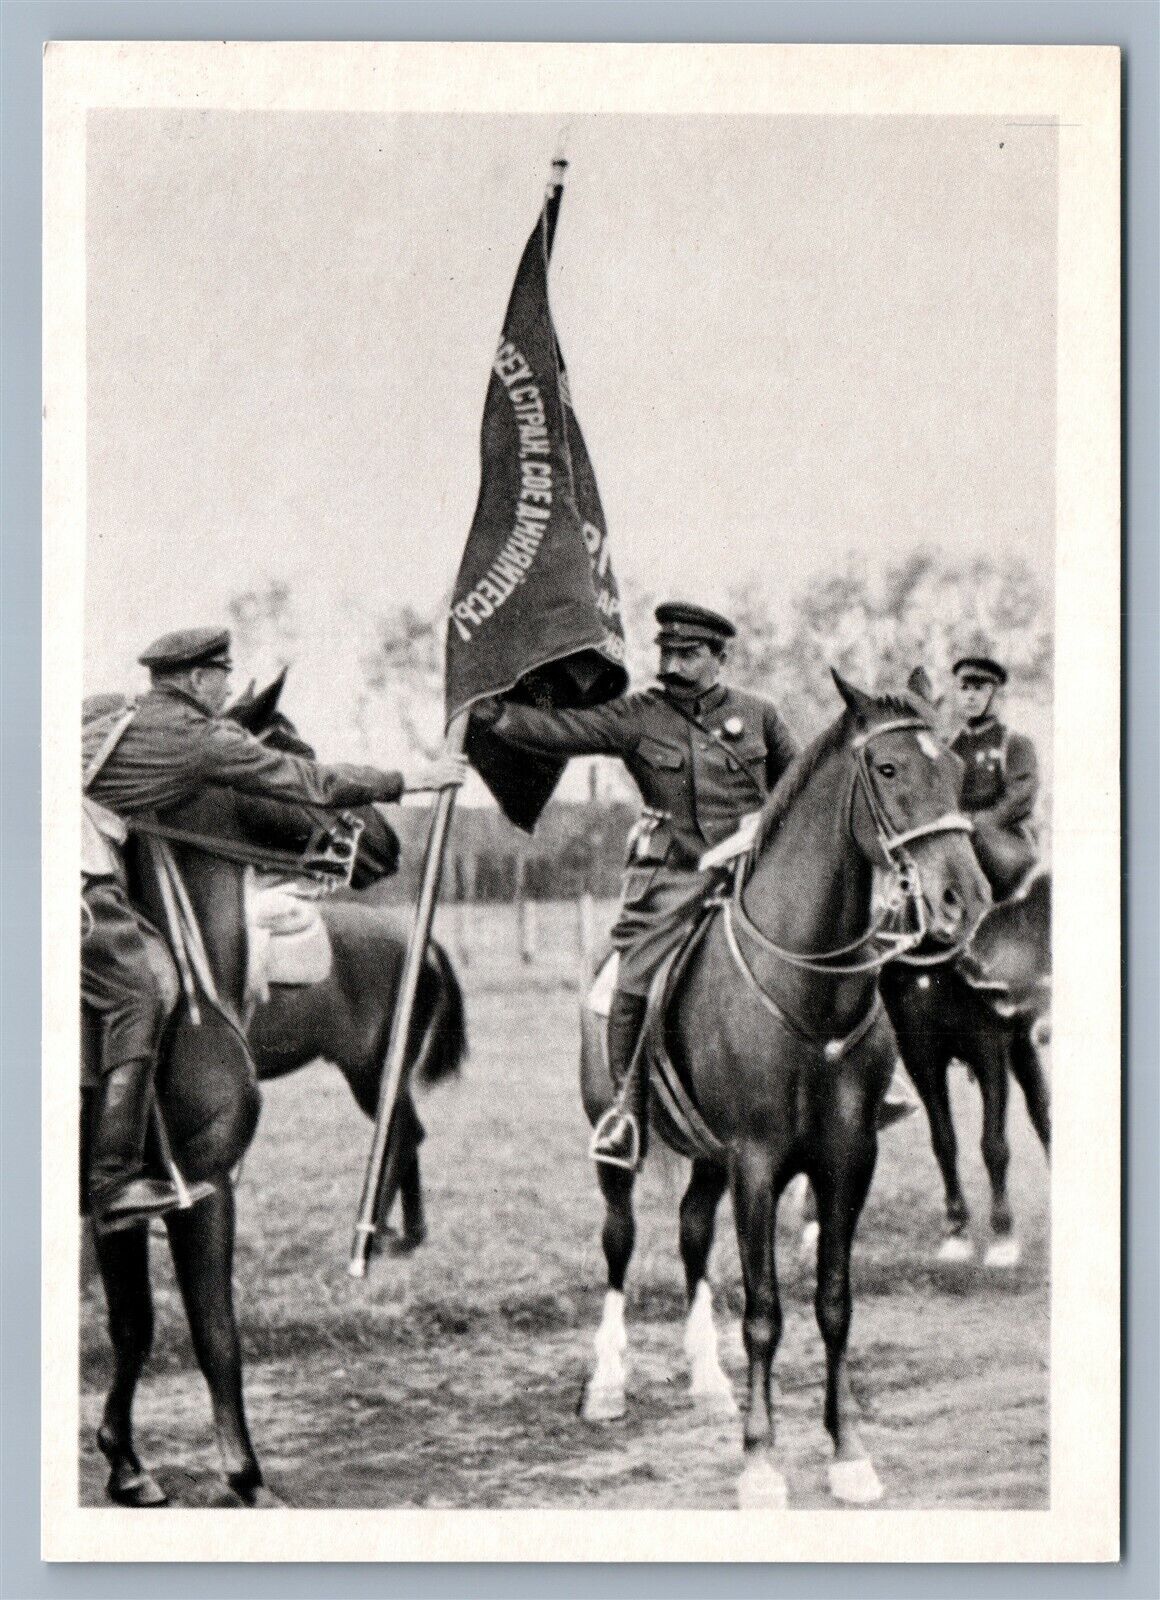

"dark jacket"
[85,685,404,820]
[951,718,1039,830]
[492,682,798,867]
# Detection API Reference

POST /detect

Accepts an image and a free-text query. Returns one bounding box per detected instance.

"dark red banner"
[446,164,627,829]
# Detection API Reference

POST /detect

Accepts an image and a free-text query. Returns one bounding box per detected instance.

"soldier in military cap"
[950,654,1040,899]
[475,600,800,1168]
[82,626,467,1233]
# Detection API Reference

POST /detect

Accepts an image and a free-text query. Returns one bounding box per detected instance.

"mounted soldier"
[82,626,466,1235]
[950,654,1040,900]
[476,600,914,1170]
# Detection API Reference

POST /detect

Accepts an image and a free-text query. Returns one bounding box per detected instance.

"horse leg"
[731,1144,787,1508]
[92,1222,168,1507]
[1009,1024,1051,1157]
[165,1181,280,1507]
[374,1091,427,1255]
[580,1164,635,1423]
[814,1141,882,1505]
[979,1042,1019,1269]
[923,1056,973,1262]
[679,1159,735,1412]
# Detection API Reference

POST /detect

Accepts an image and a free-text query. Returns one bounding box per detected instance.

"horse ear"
[831,668,873,722]
[244,667,290,731]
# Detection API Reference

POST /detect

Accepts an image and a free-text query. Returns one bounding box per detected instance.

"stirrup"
[589,1108,641,1171]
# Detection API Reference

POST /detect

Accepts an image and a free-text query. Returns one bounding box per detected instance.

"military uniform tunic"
[81,685,406,1080]
[491,683,798,994]
[950,716,1039,898]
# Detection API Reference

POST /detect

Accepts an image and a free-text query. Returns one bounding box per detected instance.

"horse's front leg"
[165,1180,282,1506]
[731,1141,787,1507]
[922,1054,974,1262]
[581,1165,635,1422]
[679,1158,735,1412]
[978,1040,1020,1269]
[92,1218,168,1507]
[814,1129,882,1505]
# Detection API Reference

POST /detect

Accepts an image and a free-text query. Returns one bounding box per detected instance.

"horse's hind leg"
[978,1041,1020,1269]
[1009,1024,1051,1156]
[165,1181,281,1507]
[731,1143,787,1508]
[679,1159,735,1412]
[813,1133,882,1505]
[376,1091,427,1255]
[580,1165,635,1423]
[93,1222,168,1507]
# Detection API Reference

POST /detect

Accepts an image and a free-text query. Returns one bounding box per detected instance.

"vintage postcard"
[42,42,1120,1563]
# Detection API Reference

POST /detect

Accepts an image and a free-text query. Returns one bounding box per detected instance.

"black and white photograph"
[41,41,1120,1563]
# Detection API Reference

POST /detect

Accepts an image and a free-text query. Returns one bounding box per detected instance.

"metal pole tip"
[347,1255,368,1279]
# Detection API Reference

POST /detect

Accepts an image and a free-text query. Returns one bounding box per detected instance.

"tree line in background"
[228,549,1053,903]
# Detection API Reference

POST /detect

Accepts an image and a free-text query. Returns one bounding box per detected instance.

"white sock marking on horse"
[582,1290,627,1422]
[683,1281,737,1410]
[829,1456,883,1504]
[737,1454,788,1509]
[936,1232,975,1264]
[983,1235,1021,1269]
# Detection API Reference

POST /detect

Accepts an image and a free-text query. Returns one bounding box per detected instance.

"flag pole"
[348,710,468,1278]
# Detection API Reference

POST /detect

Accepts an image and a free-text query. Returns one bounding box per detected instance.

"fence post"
[578,890,596,982]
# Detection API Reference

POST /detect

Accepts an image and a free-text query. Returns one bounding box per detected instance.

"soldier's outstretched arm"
[474,696,638,758]
[193,719,423,808]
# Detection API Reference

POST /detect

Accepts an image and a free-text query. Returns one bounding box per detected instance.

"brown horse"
[578,673,990,1507]
[880,873,1051,1268]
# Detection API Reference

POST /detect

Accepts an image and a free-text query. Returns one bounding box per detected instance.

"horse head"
[830,670,990,947]
[227,672,401,889]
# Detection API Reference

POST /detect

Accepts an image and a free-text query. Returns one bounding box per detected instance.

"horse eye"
[877,762,896,779]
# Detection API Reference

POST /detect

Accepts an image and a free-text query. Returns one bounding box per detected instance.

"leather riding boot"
[88,1058,187,1233]
[590,991,649,1170]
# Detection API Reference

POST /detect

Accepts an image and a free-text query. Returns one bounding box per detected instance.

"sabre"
[348,711,468,1277]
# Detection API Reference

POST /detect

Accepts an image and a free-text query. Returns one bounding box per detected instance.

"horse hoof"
[243,1484,287,1508]
[937,1233,975,1264]
[384,1224,427,1257]
[829,1456,883,1505]
[106,1468,168,1508]
[984,1236,1021,1270]
[581,1383,626,1423]
[798,1220,820,1262]
[737,1455,788,1509]
[220,1480,287,1509]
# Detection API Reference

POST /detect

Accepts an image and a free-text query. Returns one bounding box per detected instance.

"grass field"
[79,899,1050,1510]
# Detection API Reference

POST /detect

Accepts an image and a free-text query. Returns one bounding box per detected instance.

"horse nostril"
[942,885,964,921]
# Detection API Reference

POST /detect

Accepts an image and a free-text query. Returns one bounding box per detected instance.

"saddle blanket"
[244,871,333,1005]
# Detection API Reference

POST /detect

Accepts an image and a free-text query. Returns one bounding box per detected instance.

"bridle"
[723,716,975,1054]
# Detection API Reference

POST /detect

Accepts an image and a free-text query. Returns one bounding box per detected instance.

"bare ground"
[79,900,1049,1510]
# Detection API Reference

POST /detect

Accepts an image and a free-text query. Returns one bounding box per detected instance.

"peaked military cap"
[138,626,233,672]
[953,654,1007,687]
[654,601,736,647]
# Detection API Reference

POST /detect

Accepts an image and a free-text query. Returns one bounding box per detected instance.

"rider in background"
[950,655,1040,901]
[82,626,467,1235]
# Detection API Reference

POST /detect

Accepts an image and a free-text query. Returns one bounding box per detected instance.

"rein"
[130,815,363,887]
[723,716,975,1048]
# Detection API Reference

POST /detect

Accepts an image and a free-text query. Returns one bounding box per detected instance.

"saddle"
[243,872,333,1006]
[587,896,729,1164]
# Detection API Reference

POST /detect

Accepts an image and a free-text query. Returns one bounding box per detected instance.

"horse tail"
[415,939,468,1087]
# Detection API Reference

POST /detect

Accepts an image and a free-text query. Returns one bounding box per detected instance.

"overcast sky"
[85,109,1057,713]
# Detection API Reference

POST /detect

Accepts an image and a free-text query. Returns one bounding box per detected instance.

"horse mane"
[752,689,931,858]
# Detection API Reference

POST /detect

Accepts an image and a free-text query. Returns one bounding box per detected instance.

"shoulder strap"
[657,691,767,799]
[83,708,135,791]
